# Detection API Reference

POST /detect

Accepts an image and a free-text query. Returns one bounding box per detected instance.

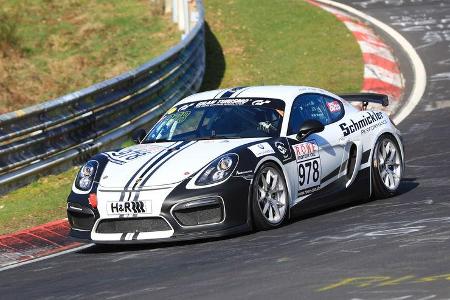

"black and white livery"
[67,86,404,243]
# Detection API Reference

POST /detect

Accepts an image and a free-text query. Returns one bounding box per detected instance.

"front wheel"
[251,162,289,230]
[372,134,403,199]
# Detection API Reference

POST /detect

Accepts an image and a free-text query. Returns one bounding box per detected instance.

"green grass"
[202,0,362,92]
[0,10,19,48]
[0,167,78,235]
[0,0,364,235]
[0,0,178,113]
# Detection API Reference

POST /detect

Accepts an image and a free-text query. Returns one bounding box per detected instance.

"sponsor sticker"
[275,141,290,159]
[178,103,195,111]
[339,111,385,137]
[166,107,177,114]
[107,200,152,215]
[168,111,191,123]
[133,144,164,152]
[235,170,253,176]
[299,184,321,197]
[104,146,163,165]
[248,142,275,158]
[194,99,250,108]
[292,140,319,162]
[171,98,285,112]
[251,100,271,106]
[361,120,387,135]
[235,170,253,180]
[326,100,341,113]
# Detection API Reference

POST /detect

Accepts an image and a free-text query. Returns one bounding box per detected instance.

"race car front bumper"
[67,176,252,243]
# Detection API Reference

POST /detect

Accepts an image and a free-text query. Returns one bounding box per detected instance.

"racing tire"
[251,162,289,230]
[371,134,403,199]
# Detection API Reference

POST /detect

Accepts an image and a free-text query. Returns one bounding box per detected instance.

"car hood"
[99,138,264,189]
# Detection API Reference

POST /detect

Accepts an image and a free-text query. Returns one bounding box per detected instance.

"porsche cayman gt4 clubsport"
[67,86,404,243]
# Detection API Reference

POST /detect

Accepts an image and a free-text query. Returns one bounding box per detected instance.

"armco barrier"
[0,0,205,194]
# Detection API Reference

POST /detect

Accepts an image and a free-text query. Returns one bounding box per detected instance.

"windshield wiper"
[149,135,249,143]
[146,138,173,143]
[191,135,245,141]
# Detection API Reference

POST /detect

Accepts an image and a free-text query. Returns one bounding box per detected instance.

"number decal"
[292,140,322,196]
[298,158,321,190]
[313,160,320,181]
[299,163,305,185]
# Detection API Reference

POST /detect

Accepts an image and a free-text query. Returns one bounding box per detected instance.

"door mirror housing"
[296,119,324,140]
[132,128,147,144]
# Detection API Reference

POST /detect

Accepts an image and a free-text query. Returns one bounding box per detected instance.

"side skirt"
[290,167,371,218]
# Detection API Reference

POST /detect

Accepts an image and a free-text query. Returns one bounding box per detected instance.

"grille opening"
[68,211,96,231]
[173,203,223,226]
[96,217,171,234]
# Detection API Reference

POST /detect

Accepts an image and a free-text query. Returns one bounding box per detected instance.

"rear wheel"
[372,134,403,199]
[252,162,289,230]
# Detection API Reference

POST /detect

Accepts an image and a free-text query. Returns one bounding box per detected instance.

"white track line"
[315,0,427,124]
[0,244,94,272]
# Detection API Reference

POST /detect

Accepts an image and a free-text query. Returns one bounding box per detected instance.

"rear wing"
[338,93,388,110]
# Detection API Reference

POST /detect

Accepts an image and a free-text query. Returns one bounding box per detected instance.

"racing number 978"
[299,160,320,186]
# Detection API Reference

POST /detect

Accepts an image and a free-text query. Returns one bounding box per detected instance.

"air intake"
[96,217,171,233]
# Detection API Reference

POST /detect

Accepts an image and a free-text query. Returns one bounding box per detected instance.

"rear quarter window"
[287,93,345,135]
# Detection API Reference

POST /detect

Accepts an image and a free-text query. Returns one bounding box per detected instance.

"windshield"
[144,98,285,142]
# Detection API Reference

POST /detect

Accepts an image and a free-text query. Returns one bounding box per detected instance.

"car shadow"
[78,231,253,254]
[395,177,419,196]
[199,22,225,91]
[288,177,420,224]
[76,179,419,254]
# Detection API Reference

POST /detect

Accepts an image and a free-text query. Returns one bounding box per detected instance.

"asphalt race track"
[1,1,450,299]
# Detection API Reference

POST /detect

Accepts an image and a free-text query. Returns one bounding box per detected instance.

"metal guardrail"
[0,0,205,194]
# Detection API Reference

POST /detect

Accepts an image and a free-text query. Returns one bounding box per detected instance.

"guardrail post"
[172,0,178,23]
[177,0,185,31]
[183,0,190,33]
[165,0,172,14]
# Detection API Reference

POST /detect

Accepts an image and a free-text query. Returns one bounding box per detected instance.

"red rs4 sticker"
[326,101,341,113]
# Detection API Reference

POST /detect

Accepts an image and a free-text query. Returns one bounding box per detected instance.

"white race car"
[67,86,404,243]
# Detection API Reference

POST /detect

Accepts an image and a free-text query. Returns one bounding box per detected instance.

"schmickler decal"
[339,111,385,137]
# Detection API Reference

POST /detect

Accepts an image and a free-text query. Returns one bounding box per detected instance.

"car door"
[287,93,347,202]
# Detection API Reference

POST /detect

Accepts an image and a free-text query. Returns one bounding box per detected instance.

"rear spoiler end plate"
[338,93,389,110]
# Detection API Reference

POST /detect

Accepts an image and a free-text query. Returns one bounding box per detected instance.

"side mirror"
[132,128,147,144]
[296,119,324,140]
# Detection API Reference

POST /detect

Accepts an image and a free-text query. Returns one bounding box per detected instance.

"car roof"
[176,85,343,106]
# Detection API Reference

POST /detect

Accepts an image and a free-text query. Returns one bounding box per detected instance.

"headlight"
[75,160,98,191]
[195,154,238,186]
